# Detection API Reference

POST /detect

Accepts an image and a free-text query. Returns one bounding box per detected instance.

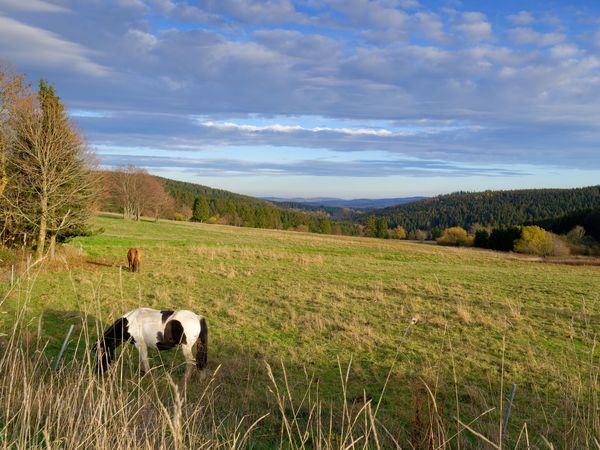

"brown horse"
[127,248,142,272]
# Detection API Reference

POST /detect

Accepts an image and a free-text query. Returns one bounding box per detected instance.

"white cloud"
[508,27,565,47]
[550,44,580,59]
[507,11,534,25]
[456,12,492,42]
[414,12,447,42]
[0,0,68,13]
[116,0,147,13]
[125,29,158,53]
[0,15,109,76]
[201,121,398,136]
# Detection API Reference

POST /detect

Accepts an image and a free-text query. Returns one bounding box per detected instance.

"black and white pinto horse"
[96,308,208,378]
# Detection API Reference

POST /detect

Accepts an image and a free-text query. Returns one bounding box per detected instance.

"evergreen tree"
[191,196,209,222]
[8,79,96,259]
[430,227,443,240]
[364,215,377,237]
[375,217,388,238]
[318,217,332,234]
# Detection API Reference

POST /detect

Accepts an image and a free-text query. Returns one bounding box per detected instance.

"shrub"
[566,226,586,242]
[515,226,556,256]
[430,227,443,240]
[437,227,472,246]
[551,235,571,257]
[389,225,407,239]
[488,226,522,252]
[474,229,489,248]
[414,229,428,241]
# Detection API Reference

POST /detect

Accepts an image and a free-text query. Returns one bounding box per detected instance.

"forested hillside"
[533,208,600,241]
[159,177,267,209]
[365,186,600,232]
[158,176,361,235]
[266,200,353,220]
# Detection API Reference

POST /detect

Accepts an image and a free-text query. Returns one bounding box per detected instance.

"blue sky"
[1,0,600,198]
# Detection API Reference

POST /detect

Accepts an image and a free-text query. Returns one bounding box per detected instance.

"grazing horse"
[127,248,142,272]
[96,308,208,378]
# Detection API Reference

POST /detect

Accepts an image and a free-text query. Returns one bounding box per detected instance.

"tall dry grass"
[3,312,598,449]
[1,255,599,448]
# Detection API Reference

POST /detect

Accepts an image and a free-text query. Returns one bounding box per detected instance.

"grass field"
[1,215,599,448]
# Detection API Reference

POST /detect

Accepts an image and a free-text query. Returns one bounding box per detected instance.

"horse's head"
[95,317,131,375]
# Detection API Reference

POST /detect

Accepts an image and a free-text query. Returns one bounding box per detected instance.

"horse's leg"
[181,344,195,383]
[135,342,150,374]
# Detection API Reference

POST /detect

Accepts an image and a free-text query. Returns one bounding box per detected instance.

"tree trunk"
[48,234,56,259]
[35,198,47,260]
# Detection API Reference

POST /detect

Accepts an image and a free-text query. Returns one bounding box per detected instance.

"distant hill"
[262,196,426,209]
[159,177,269,209]
[364,186,600,232]
[156,176,360,235]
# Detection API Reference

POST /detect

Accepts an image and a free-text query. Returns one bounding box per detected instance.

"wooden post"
[54,324,75,371]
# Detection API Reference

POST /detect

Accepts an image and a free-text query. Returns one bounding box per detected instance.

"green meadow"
[1,214,599,448]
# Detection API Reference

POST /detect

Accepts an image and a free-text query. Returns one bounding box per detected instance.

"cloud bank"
[2,0,600,194]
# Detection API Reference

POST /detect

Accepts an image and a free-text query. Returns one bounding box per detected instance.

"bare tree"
[6,80,97,259]
[142,175,174,222]
[0,67,32,241]
[111,165,146,220]
[110,167,174,221]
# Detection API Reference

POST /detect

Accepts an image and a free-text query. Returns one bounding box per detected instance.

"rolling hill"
[262,196,427,209]
[364,185,600,231]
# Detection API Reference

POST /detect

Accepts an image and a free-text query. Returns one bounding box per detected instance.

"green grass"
[2,214,599,448]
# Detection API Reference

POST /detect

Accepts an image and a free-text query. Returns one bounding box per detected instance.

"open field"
[1,215,599,448]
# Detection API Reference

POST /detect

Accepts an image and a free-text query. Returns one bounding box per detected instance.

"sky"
[1,0,600,198]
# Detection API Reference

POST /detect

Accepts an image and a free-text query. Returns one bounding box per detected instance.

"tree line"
[0,68,97,259]
[363,186,600,232]
[101,171,361,236]
[163,177,360,235]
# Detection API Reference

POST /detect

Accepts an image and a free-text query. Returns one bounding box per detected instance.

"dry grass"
[1,215,600,448]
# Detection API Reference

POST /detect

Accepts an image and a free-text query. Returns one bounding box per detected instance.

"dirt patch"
[514,255,600,266]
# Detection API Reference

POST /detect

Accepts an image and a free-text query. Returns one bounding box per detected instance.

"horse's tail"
[196,317,208,370]
[95,317,131,374]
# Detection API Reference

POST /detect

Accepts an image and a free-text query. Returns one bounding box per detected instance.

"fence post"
[54,324,75,371]
[502,383,517,434]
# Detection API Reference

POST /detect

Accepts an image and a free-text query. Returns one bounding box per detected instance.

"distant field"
[1,214,599,448]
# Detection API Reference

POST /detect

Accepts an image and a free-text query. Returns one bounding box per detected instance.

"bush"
[515,226,568,256]
[567,225,586,242]
[437,227,472,247]
[414,229,428,241]
[488,226,521,252]
[474,229,489,248]
[430,227,443,240]
[388,225,407,239]
[551,235,571,257]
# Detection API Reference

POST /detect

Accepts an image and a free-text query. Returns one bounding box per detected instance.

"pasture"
[1,214,599,448]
